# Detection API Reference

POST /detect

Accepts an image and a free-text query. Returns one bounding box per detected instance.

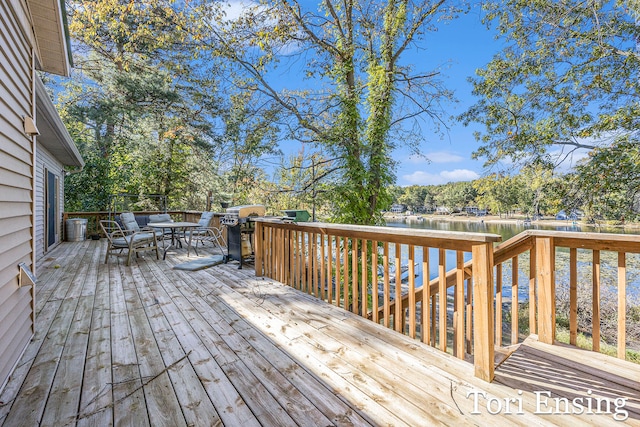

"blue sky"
[392,9,502,186]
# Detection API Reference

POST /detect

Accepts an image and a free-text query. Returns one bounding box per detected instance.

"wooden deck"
[0,240,639,426]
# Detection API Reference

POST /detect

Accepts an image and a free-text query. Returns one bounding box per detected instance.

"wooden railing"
[253,219,640,382]
[491,230,640,359]
[253,219,502,381]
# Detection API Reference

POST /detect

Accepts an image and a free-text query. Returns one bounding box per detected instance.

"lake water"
[386,217,635,240]
[383,218,640,301]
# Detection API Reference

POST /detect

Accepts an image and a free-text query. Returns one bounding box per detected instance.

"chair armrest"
[204,227,226,246]
[110,229,129,239]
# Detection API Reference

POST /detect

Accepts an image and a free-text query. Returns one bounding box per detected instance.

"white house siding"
[35,145,64,261]
[0,0,36,391]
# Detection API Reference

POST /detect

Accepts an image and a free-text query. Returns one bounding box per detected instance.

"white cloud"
[222,0,259,21]
[402,169,480,186]
[427,151,465,163]
[406,151,465,164]
[545,145,591,173]
[441,169,480,181]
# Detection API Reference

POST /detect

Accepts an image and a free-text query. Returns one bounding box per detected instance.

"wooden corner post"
[254,221,264,277]
[472,242,495,382]
[536,236,555,344]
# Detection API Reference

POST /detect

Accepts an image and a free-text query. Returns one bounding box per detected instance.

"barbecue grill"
[221,205,265,268]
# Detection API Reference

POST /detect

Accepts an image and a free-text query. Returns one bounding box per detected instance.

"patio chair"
[148,213,174,246]
[99,220,159,266]
[184,211,226,256]
[120,212,165,239]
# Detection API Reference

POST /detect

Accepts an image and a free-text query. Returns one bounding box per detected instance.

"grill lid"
[225,205,266,218]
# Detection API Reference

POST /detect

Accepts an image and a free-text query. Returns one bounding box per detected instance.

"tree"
[194,0,463,224]
[573,137,640,220]
[213,90,283,205]
[473,174,519,217]
[517,165,566,217]
[62,0,222,211]
[461,1,640,174]
[398,185,429,211]
[433,181,476,212]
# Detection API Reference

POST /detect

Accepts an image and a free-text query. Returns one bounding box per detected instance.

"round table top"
[148,221,200,228]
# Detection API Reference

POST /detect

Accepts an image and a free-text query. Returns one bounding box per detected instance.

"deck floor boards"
[1,240,639,426]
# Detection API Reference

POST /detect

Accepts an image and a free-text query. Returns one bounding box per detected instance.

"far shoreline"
[383,212,640,232]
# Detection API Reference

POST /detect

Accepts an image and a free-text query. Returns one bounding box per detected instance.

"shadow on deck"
[0,241,638,426]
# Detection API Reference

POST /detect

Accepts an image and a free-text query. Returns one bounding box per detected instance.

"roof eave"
[35,77,84,169]
[28,0,72,76]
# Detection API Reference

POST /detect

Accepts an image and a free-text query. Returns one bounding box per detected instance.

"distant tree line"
[390,164,640,222]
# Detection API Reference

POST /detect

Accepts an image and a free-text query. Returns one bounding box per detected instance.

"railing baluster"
[455,250,464,358]
[422,247,430,345]
[343,237,349,311]
[352,239,359,314]
[320,234,326,301]
[335,235,341,307]
[431,294,437,347]
[361,240,368,318]
[466,277,472,354]
[529,247,537,335]
[592,249,601,352]
[313,232,319,297]
[297,230,303,290]
[438,248,446,352]
[383,241,390,328]
[299,231,304,291]
[408,245,416,338]
[395,243,402,333]
[279,228,284,283]
[511,255,518,345]
[372,240,379,324]
[495,262,502,347]
[570,248,577,346]
[287,228,293,288]
[266,226,272,277]
[618,252,627,360]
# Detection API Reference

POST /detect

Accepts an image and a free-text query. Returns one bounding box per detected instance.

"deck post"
[254,221,264,277]
[536,236,555,344]
[472,242,494,382]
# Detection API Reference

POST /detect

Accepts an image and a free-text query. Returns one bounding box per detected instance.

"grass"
[501,302,640,364]
[554,326,640,364]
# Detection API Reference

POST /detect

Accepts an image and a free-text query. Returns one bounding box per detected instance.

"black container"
[225,220,255,269]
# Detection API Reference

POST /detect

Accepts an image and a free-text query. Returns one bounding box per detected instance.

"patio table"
[148,221,200,260]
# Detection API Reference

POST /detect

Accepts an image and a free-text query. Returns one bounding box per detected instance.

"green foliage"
[433,181,476,212]
[463,0,640,164]
[461,0,640,219]
[397,185,431,211]
[62,0,232,211]
[573,138,640,221]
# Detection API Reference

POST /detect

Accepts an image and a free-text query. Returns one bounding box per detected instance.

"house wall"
[35,145,64,260]
[0,0,37,391]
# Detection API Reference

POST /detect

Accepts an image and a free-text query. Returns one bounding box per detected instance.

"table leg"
[162,228,176,260]
[186,228,194,257]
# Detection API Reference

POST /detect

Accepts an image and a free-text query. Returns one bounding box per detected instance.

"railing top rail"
[522,229,640,253]
[255,218,502,250]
